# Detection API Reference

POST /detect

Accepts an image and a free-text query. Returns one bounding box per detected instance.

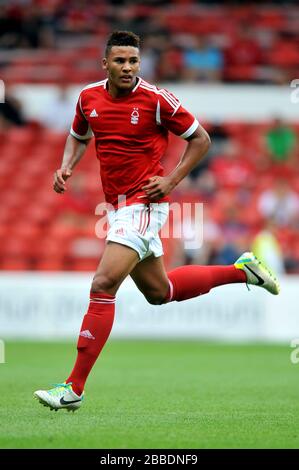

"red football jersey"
[71,77,199,207]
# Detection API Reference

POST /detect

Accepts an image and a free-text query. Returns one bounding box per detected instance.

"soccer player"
[34,31,280,412]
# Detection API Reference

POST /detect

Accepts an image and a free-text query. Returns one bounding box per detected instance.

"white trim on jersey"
[132,77,142,92]
[82,79,107,92]
[179,119,199,139]
[160,90,180,110]
[70,126,93,140]
[156,100,161,125]
[140,81,181,116]
[90,297,116,304]
[170,101,181,117]
[79,96,88,120]
[140,79,157,91]
[168,279,174,302]
[140,79,181,108]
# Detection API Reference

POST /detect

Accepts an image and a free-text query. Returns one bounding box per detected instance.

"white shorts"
[107,203,169,261]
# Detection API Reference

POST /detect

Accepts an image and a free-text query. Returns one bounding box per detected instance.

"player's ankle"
[67,381,82,396]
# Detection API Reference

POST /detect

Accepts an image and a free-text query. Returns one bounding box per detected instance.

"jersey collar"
[104,77,141,95]
[132,76,141,92]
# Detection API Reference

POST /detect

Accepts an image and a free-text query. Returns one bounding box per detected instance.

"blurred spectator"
[221,205,250,242]
[182,36,224,82]
[257,178,299,226]
[110,4,142,36]
[210,141,255,190]
[192,169,216,199]
[0,4,22,48]
[206,121,230,156]
[39,84,75,132]
[268,32,299,84]
[0,2,56,49]
[172,202,220,265]
[195,206,222,265]
[224,25,263,82]
[158,44,184,82]
[57,173,95,222]
[20,2,56,49]
[264,117,297,167]
[0,91,26,130]
[207,200,251,264]
[210,243,241,265]
[141,10,170,43]
[189,121,230,181]
[251,218,285,275]
[225,26,262,69]
[140,36,159,82]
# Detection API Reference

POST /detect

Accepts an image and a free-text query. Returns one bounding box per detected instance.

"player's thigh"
[130,254,169,303]
[92,241,139,292]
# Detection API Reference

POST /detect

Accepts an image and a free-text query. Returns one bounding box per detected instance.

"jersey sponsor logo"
[131,108,139,125]
[90,109,98,117]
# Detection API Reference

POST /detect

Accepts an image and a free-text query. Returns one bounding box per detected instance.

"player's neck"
[107,78,137,98]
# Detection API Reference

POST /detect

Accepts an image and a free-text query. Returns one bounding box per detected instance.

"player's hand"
[142,176,174,201]
[53,168,72,194]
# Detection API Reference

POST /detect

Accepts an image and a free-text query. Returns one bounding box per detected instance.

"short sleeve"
[70,94,93,140]
[156,88,199,139]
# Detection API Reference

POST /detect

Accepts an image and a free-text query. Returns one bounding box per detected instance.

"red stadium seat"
[35,258,66,271]
[70,259,99,272]
[253,10,286,30]
[3,237,31,257]
[267,41,299,68]
[224,65,256,82]
[1,257,30,271]
[39,130,68,147]
[10,222,41,241]
[34,238,69,258]
[6,127,36,146]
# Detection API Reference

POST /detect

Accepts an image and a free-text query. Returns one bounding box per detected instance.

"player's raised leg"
[34,242,139,411]
[165,252,279,302]
[130,252,280,306]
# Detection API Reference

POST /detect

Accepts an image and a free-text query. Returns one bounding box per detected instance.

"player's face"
[103,46,140,92]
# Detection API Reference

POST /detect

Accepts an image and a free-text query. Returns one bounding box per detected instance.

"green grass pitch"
[0,340,298,449]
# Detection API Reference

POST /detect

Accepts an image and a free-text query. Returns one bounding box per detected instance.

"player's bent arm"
[61,134,91,171]
[167,123,211,188]
[142,124,211,200]
[53,134,91,194]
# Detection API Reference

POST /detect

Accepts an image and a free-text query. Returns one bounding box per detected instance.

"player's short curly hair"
[105,31,140,56]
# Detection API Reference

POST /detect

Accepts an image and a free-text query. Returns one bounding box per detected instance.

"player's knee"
[145,291,167,305]
[91,273,118,293]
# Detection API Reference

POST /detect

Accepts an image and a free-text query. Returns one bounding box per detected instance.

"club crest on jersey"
[131,108,139,125]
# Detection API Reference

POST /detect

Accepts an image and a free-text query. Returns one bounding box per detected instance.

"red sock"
[66,292,115,395]
[167,265,246,302]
